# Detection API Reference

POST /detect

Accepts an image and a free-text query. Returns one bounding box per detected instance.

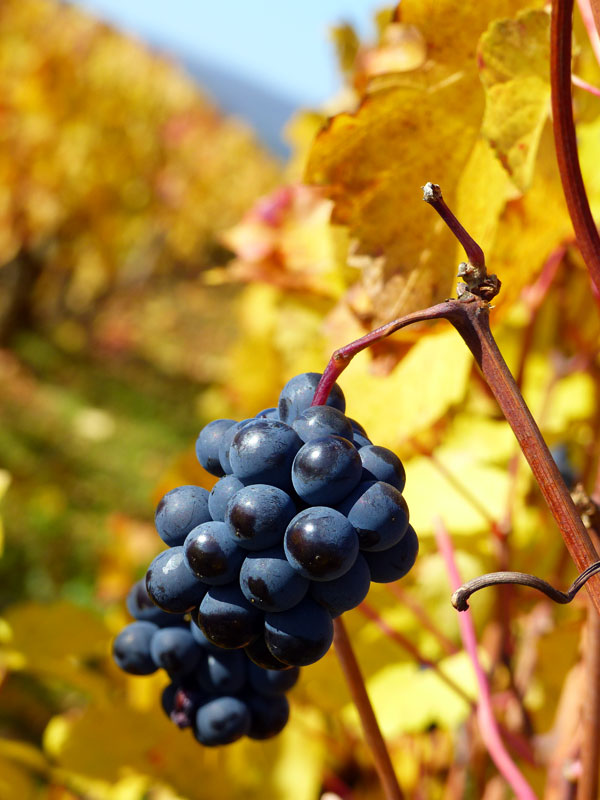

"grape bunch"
[112,371,418,745]
[113,578,299,746]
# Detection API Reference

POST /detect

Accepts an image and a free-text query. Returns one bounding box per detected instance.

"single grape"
[195,418,236,477]
[197,584,263,649]
[162,681,207,728]
[256,407,279,420]
[189,619,226,653]
[336,480,409,551]
[291,436,362,505]
[349,418,368,437]
[284,506,358,581]
[353,432,372,448]
[198,650,247,695]
[244,635,291,671]
[126,579,182,627]
[246,693,290,740]
[239,546,309,611]
[358,445,406,492]
[150,626,203,676]
[183,521,245,585]
[194,696,251,746]
[278,372,345,424]
[112,621,158,675]
[229,420,302,491]
[364,525,419,583]
[225,484,297,551]
[208,475,245,522]
[155,485,211,547]
[292,406,353,443]
[218,419,252,474]
[310,553,371,617]
[146,548,207,614]
[265,597,333,666]
[248,663,300,696]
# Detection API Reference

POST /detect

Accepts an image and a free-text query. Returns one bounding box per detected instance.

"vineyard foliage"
[1,0,600,798]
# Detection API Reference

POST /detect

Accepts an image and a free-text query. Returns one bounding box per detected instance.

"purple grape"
[284,506,359,581]
[155,485,211,547]
[183,521,245,585]
[336,480,409,551]
[265,597,333,666]
[126,579,182,627]
[112,621,158,675]
[229,420,302,491]
[195,419,236,476]
[248,663,300,696]
[197,584,263,649]
[150,626,203,676]
[292,406,354,443]
[246,693,290,740]
[291,436,362,505]
[239,546,309,611]
[278,372,345,424]
[244,635,291,671]
[364,525,419,583]
[146,547,207,614]
[198,650,247,695]
[225,484,297,551]
[358,445,406,492]
[208,475,245,522]
[218,419,252,474]
[310,553,371,617]
[194,696,251,746]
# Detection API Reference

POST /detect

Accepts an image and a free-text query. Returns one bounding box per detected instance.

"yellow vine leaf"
[305,0,541,323]
[479,9,551,192]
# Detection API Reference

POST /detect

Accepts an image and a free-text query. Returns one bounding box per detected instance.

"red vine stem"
[333,617,404,800]
[434,518,537,800]
[551,0,600,298]
[314,298,600,615]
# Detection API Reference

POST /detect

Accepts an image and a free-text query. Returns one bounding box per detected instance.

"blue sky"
[69,1,384,106]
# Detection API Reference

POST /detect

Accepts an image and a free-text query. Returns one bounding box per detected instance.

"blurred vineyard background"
[2,0,600,797]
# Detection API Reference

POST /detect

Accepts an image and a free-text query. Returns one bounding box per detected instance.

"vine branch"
[551,0,600,297]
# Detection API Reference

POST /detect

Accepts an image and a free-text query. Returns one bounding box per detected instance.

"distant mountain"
[177,53,300,159]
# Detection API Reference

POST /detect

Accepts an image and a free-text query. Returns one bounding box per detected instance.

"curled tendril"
[451,561,600,611]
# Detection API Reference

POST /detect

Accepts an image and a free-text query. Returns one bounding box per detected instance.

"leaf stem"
[434,518,538,800]
[551,0,600,298]
[332,617,404,800]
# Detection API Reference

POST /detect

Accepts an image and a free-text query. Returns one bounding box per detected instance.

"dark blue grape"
[239,547,309,611]
[364,525,419,583]
[155,485,211,547]
[198,650,247,695]
[218,419,252,474]
[284,507,358,581]
[225,484,297,551]
[337,481,409,551]
[162,681,207,729]
[229,420,302,490]
[126,579,182,627]
[358,445,406,492]
[246,693,289,740]
[194,696,250,746]
[265,597,333,666]
[292,406,354,443]
[146,547,208,614]
[248,663,300,696]
[112,621,158,675]
[150,627,202,676]
[189,619,226,653]
[208,475,245,522]
[197,584,263,649]
[349,418,368,437]
[256,407,279,420]
[278,372,345,424]
[291,436,362,505]
[195,419,236,476]
[183,521,245,585]
[244,635,291,671]
[353,432,372,448]
[310,553,371,617]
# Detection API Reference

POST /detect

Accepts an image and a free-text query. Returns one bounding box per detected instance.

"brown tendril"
[451,561,600,611]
